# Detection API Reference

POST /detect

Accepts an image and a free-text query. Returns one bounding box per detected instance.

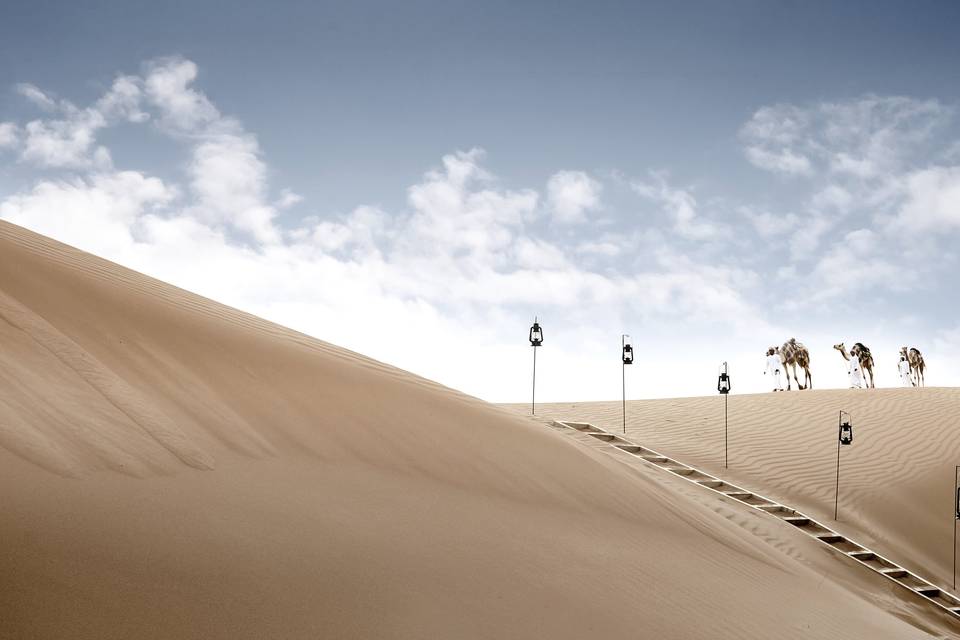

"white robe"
[848,356,864,389]
[898,359,913,387]
[766,354,784,390]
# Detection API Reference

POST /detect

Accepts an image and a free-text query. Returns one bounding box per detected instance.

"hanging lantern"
[717,361,731,395]
[622,335,634,365]
[529,319,543,347]
[839,413,853,445]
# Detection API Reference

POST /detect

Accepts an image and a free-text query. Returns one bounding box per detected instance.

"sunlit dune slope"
[524,388,960,605]
[0,220,951,639]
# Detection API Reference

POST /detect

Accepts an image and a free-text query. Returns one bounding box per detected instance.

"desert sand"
[0,218,956,639]
[519,389,960,634]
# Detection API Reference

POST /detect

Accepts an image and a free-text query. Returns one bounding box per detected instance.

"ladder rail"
[555,420,960,623]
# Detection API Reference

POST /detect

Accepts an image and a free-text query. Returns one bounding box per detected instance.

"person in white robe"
[848,353,865,389]
[765,348,784,392]
[898,355,913,387]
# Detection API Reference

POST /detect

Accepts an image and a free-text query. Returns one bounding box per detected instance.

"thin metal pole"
[834,411,842,521]
[724,393,728,469]
[531,346,537,415]
[954,466,958,591]
[622,362,626,434]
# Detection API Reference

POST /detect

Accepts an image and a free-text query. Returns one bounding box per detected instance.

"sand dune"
[0,219,954,638]
[522,389,960,629]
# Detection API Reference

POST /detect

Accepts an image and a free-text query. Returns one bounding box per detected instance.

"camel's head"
[833,343,845,352]
[900,346,909,356]
[787,337,797,345]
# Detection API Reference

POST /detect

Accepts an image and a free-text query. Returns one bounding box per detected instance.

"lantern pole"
[621,335,627,434]
[622,357,626,434]
[724,392,728,469]
[531,344,537,415]
[529,318,541,415]
[834,411,843,521]
[954,465,959,591]
[718,363,730,468]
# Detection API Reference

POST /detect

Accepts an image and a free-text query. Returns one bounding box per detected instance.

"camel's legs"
[804,367,812,390]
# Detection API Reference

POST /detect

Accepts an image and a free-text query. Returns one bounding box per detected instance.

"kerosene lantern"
[717,361,731,395]
[839,413,853,445]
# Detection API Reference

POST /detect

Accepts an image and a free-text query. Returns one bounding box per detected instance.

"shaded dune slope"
[0,221,951,639]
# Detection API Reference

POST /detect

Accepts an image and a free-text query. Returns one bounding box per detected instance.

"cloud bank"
[2,59,960,400]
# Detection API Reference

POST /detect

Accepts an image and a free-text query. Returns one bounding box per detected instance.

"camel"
[833,342,875,388]
[900,346,926,387]
[779,338,812,390]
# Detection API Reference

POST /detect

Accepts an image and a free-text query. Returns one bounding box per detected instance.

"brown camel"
[834,342,875,388]
[780,338,812,390]
[900,346,926,387]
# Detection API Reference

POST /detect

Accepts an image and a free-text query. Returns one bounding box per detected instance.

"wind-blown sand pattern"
[553,420,960,621]
[0,219,955,638]
[520,390,960,616]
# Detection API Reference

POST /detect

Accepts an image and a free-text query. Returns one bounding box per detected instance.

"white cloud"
[930,327,960,386]
[275,188,303,209]
[890,166,960,232]
[14,75,149,168]
[738,94,960,305]
[403,149,539,270]
[740,96,950,180]
[96,75,149,123]
[0,122,18,149]
[187,131,279,244]
[304,205,389,256]
[546,170,602,223]
[0,171,175,256]
[143,57,219,132]
[817,96,948,178]
[788,214,833,260]
[740,104,809,145]
[575,239,622,257]
[514,238,569,270]
[633,173,718,239]
[20,115,110,169]
[744,146,812,176]
[16,83,58,111]
[739,207,800,238]
[811,184,853,211]
[808,228,913,300]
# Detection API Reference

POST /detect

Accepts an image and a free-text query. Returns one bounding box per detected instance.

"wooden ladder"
[555,420,960,622]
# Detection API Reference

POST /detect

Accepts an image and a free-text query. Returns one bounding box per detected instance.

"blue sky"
[2,1,960,401]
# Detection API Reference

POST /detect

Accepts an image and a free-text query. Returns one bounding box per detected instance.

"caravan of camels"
[765,338,926,392]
